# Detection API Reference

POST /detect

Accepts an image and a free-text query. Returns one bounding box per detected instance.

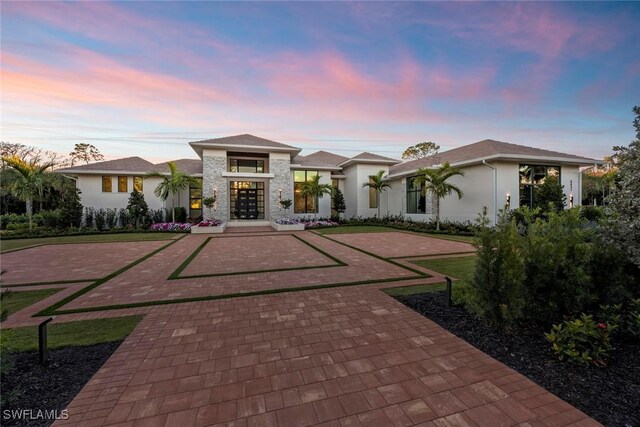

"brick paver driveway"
[1,230,598,426]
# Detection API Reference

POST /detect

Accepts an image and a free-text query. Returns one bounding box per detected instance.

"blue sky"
[1,1,639,162]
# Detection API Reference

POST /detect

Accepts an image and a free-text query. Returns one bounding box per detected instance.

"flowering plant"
[150,222,192,232]
[197,219,223,227]
[304,220,339,229]
[275,217,302,225]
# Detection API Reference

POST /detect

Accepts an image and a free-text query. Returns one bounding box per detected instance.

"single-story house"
[57,134,600,225]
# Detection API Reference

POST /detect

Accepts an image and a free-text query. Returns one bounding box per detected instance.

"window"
[368,178,378,208]
[519,164,561,208]
[406,176,426,214]
[118,176,128,193]
[294,170,318,213]
[229,159,265,173]
[102,176,112,192]
[133,176,143,192]
[230,181,265,219]
[189,178,202,219]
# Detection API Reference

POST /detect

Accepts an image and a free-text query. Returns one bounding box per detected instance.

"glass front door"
[230,181,265,219]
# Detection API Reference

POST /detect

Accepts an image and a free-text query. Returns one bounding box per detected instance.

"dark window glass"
[229,159,265,173]
[189,178,202,219]
[406,176,426,214]
[294,170,319,213]
[519,164,561,208]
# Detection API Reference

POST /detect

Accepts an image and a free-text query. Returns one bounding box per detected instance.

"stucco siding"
[76,175,166,211]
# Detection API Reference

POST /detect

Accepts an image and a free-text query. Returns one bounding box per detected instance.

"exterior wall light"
[570,193,574,208]
[505,193,511,209]
[278,189,282,203]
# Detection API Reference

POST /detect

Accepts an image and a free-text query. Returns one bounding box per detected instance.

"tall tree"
[145,161,199,222]
[299,174,333,219]
[1,156,54,229]
[414,162,464,231]
[362,170,391,218]
[604,106,640,267]
[332,188,346,217]
[69,143,104,166]
[401,141,440,160]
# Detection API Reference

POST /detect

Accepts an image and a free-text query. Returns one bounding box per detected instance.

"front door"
[235,189,259,219]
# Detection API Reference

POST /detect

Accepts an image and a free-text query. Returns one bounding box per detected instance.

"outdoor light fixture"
[278,189,282,202]
[570,193,574,208]
[505,193,511,209]
[39,316,56,366]
[213,188,217,199]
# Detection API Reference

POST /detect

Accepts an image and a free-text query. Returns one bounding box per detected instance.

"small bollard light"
[445,277,453,307]
[39,316,56,366]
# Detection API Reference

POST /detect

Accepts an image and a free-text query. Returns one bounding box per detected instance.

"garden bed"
[395,291,640,427]
[0,341,122,426]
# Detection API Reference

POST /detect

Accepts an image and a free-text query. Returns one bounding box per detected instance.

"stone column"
[202,150,228,221]
[269,153,293,220]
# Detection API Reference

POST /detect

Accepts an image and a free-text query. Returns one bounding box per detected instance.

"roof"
[152,159,202,175]
[57,156,155,173]
[338,152,400,167]
[292,150,349,169]
[389,139,600,176]
[189,134,301,157]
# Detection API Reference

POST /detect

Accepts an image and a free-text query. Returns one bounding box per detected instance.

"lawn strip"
[4,315,143,352]
[0,232,179,253]
[0,288,63,319]
[313,226,397,235]
[168,236,211,279]
[409,256,476,282]
[389,250,476,260]
[382,282,447,297]
[0,278,97,288]
[40,275,427,315]
[34,235,186,316]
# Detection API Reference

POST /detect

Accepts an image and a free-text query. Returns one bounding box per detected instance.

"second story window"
[230,159,265,173]
[118,176,128,192]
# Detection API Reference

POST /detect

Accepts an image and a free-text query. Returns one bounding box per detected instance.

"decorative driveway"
[1,230,598,426]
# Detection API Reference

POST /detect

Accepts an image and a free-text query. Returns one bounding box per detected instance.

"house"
[57,134,600,225]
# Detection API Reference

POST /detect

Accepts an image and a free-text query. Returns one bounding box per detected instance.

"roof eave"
[190,142,301,158]
[338,159,400,168]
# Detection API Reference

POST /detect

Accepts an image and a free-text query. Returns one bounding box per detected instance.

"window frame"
[117,176,128,193]
[102,176,112,192]
[519,164,562,209]
[406,176,426,214]
[133,176,143,193]
[294,170,319,214]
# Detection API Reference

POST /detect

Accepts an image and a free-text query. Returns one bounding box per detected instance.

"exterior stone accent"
[269,158,293,219]
[202,154,228,221]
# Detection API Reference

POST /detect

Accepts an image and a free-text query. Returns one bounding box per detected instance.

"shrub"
[126,191,149,228]
[534,175,566,213]
[173,207,187,223]
[580,205,604,222]
[118,208,132,228]
[333,189,346,215]
[95,209,107,230]
[60,188,83,228]
[105,208,118,229]
[84,207,95,228]
[466,209,525,328]
[149,209,165,224]
[545,313,614,366]
[600,299,640,340]
[40,209,62,228]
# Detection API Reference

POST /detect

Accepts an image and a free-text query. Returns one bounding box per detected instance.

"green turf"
[422,233,475,243]
[314,226,397,235]
[382,282,447,296]
[4,315,143,352]
[0,233,179,253]
[411,256,476,282]
[0,289,62,320]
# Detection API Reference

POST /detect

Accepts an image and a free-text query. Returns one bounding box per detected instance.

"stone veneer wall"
[269,157,293,220]
[203,153,228,221]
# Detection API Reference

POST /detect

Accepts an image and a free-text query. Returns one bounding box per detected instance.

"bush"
[466,209,525,328]
[580,205,604,222]
[0,213,29,230]
[40,209,62,228]
[84,207,95,228]
[600,299,640,340]
[173,207,187,223]
[545,313,614,366]
[105,208,118,229]
[149,209,165,224]
[534,175,566,213]
[95,209,106,231]
[60,188,83,228]
[118,208,132,228]
[126,191,149,228]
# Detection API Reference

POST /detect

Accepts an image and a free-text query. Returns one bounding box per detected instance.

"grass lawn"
[1,289,62,320]
[3,315,143,352]
[0,232,180,252]
[383,282,447,297]
[411,256,476,282]
[422,233,475,243]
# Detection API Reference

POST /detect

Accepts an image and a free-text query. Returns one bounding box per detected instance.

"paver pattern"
[0,240,170,285]
[180,235,337,277]
[1,230,600,426]
[53,286,596,427]
[327,232,474,258]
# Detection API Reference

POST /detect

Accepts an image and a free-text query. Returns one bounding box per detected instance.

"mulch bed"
[1,342,122,427]
[396,291,640,427]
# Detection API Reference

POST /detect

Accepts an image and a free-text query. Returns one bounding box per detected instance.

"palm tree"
[146,161,199,222]
[299,174,333,219]
[414,162,465,231]
[1,156,54,230]
[362,170,391,218]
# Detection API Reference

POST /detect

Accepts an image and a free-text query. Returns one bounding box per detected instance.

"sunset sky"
[1,1,639,162]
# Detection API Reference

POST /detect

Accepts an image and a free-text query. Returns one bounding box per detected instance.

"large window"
[133,176,143,192]
[102,176,112,192]
[406,176,426,214]
[519,164,561,208]
[294,170,318,213]
[368,178,378,208]
[117,176,128,193]
[189,178,203,219]
[229,159,265,173]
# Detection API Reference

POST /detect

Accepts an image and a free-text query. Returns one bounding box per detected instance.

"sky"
[1,1,639,163]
